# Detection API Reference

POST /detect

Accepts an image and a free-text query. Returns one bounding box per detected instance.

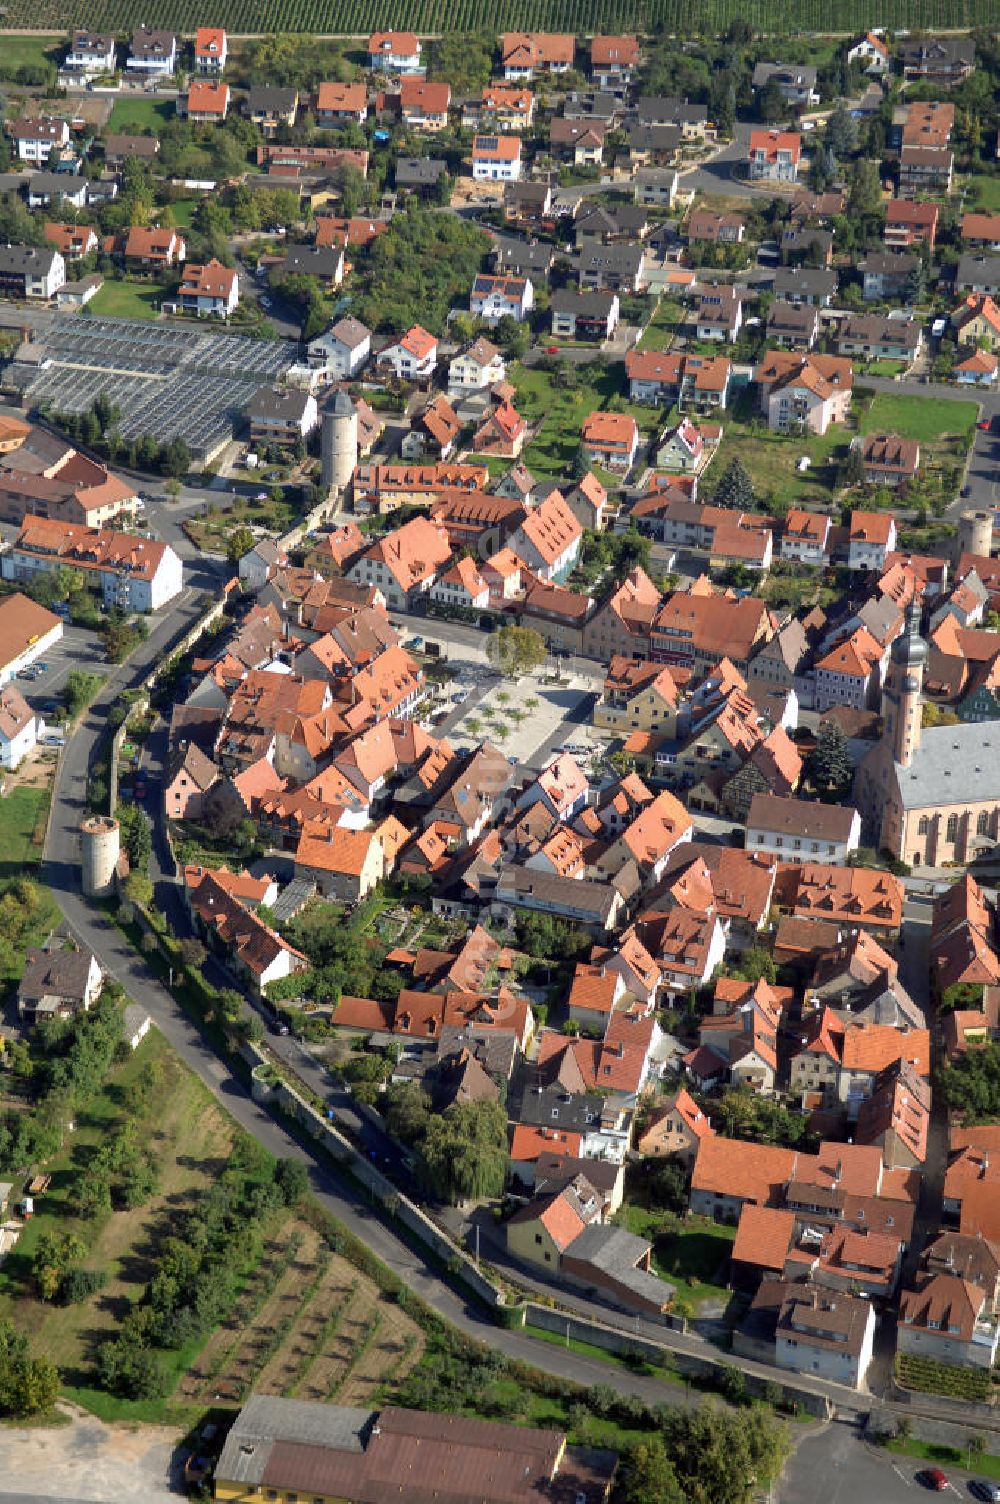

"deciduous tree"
[486,625,547,679]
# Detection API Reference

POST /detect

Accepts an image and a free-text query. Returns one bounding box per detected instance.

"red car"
[918,1469,949,1492]
[545,345,559,354]
[978,420,991,431]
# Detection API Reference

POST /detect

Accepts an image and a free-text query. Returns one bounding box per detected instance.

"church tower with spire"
[883,595,927,769]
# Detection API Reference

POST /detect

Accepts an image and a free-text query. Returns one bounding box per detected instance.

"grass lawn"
[637,297,686,351]
[886,1438,1000,1481]
[0,35,60,70]
[0,785,52,877]
[862,359,908,377]
[513,358,658,480]
[107,96,175,134]
[0,1030,235,1411]
[714,395,850,507]
[524,1323,679,1381]
[965,174,1000,213]
[617,1205,735,1309]
[859,391,978,443]
[87,279,163,321]
[165,198,199,228]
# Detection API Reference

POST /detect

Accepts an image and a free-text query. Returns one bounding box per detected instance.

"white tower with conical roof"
[320,389,358,496]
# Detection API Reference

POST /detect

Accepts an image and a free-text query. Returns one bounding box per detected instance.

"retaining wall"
[887,1384,1000,1430]
[238,1041,507,1313]
[278,493,340,553]
[870,1401,1000,1448]
[523,1304,834,1418]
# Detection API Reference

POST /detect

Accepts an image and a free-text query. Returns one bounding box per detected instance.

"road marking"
[891,1466,912,1487]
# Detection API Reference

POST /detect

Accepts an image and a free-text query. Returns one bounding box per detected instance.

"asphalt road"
[778,1420,990,1504]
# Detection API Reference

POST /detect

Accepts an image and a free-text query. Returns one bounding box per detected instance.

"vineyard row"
[1,0,995,42]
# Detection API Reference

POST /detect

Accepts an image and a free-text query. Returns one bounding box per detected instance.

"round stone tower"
[81,815,120,898]
[955,509,993,565]
[320,389,358,496]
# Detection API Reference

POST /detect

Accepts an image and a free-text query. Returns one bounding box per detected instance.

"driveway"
[681,124,795,201]
[0,1407,181,1504]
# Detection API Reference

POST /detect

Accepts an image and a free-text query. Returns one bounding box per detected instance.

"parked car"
[972,1484,1000,1503]
[918,1470,949,1492]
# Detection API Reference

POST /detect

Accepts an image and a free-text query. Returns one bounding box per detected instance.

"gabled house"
[752,61,819,107]
[9,115,69,163]
[901,37,975,85]
[448,337,506,396]
[399,78,451,132]
[367,30,423,73]
[780,509,831,564]
[126,27,176,77]
[591,34,639,92]
[123,225,186,268]
[508,490,582,582]
[470,273,533,325]
[885,199,939,249]
[430,557,490,611]
[755,351,853,436]
[856,433,920,488]
[307,316,371,381]
[500,31,575,79]
[185,79,230,122]
[316,81,368,126]
[65,30,116,75]
[470,85,535,131]
[747,130,801,183]
[898,1274,998,1370]
[194,27,228,72]
[473,401,526,459]
[550,290,620,342]
[747,793,861,863]
[244,86,299,135]
[580,412,639,474]
[18,945,102,1024]
[377,325,438,380]
[637,1087,713,1168]
[347,516,452,610]
[626,351,732,411]
[848,510,898,572]
[847,31,889,73]
[177,258,238,319]
[472,135,522,181]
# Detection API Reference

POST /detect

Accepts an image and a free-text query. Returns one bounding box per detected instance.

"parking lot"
[0,1405,181,1504]
[14,621,107,719]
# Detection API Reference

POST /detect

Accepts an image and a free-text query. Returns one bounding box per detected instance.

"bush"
[60,1267,109,1305]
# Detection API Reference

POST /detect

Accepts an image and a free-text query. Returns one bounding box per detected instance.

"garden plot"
[178,1220,423,1409]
